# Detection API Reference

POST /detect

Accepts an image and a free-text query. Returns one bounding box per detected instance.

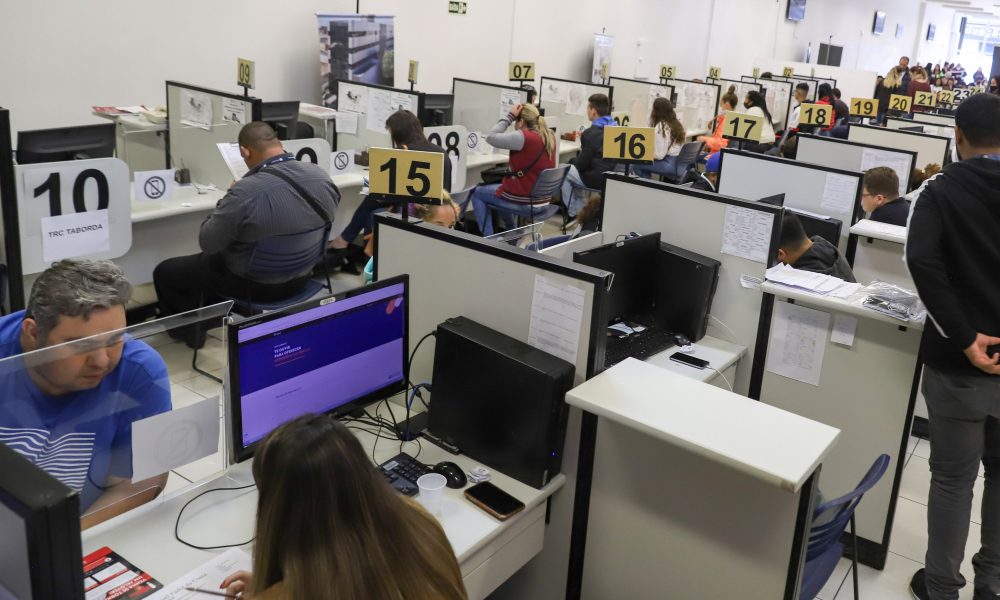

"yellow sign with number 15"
[368,148,444,203]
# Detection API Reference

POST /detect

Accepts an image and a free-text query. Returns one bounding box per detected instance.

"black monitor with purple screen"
[226,275,409,463]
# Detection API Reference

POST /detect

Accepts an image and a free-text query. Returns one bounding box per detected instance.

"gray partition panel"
[540,76,613,135]
[665,79,722,137]
[717,150,862,258]
[452,78,529,138]
[333,80,423,152]
[608,77,674,127]
[912,112,956,127]
[796,134,916,197]
[742,77,793,129]
[885,116,955,140]
[166,81,260,189]
[777,76,817,101]
[599,175,782,398]
[848,124,951,170]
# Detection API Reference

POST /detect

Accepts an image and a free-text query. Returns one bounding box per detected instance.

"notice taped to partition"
[40,209,110,263]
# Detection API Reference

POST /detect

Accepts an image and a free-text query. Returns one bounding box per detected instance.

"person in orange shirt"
[698,87,740,155]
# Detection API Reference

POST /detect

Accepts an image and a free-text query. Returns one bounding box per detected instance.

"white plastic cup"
[416,473,447,516]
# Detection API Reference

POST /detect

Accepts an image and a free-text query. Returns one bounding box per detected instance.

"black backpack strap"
[263,168,334,225]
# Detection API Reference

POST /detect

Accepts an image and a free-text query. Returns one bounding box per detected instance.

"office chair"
[191,224,333,381]
[660,141,705,183]
[800,453,891,600]
[522,165,572,241]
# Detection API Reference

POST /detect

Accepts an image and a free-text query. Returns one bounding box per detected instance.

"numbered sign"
[914,90,937,108]
[600,62,610,81]
[508,62,534,82]
[659,65,676,80]
[283,139,332,174]
[850,97,878,117]
[722,111,764,141]
[602,127,655,162]
[237,58,255,89]
[888,94,912,113]
[408,60,419,85]
[799,103,833,127]
[752,67,761,78]
[937,90,956,105]
[368,148,445,204]
[783,67,795,77]
[425,124,469,190]
[15,158,132,274]
[708,66,721,79]
[611,112,631,127]
[953,88,972,103]
[972,85,986,95]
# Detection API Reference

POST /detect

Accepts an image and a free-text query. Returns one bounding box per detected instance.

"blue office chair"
[800,453,891,600]
[522,164,571,230]
[191,224,333,381]
[660,141,705,183]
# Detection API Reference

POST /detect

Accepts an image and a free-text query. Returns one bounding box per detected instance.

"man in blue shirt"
[0,259,171,529]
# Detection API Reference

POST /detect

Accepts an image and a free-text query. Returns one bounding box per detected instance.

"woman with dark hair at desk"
[219,414,468,599]
[741,90,776,153]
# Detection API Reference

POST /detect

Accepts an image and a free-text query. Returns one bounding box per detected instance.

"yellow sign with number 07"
[602,127,655,161]
[722,111,763,141]
[368,148,444,203]
[508,62,534,82]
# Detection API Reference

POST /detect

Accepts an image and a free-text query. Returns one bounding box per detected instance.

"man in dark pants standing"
[153,122,339,346]
[906,93,1000,600]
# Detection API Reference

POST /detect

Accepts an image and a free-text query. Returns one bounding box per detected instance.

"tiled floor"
[815,435,986,599]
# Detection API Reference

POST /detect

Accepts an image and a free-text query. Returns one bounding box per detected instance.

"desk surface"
[761,281,925,331]
[82,423,564,585]
[645,334,745,383]
[850,219,907,244]
[566,358,839,492]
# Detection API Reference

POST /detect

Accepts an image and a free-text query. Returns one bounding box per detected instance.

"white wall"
[915,3,958,66]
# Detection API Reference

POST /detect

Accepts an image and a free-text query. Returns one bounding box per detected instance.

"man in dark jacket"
[776,212,857,282]
[570,93,616,189]
[906,93,1000,600]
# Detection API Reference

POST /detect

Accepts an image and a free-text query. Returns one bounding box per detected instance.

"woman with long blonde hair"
[220,415,468,599]
[471,102,557,235]
[876,64,905,124]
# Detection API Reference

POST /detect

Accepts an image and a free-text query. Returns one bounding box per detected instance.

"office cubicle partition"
[333,80,424,152]
[607,77,674,128]
[848,123,952,170]
[885,116,955,140]
[775,75,818,101]
[709,78,761,107]
[664,78,721,137]
[796,134,916,197]
[740,77,793,129]
[717,149,863,260]
[912,111,956,128]
[0,109,23,310]
[539,76,613,135]
[165,81,262,189]
[451,78,529,140]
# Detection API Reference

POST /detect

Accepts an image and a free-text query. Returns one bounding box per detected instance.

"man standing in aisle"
[906,93,1000,600]
[900,56,912,90]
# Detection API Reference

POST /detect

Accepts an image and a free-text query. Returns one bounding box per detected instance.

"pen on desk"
[183,587,239,598]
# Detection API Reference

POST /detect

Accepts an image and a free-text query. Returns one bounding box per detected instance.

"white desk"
[849,219,913,289]
[645,334,745,391]
[566,358,838,599]
[82,425,565,600]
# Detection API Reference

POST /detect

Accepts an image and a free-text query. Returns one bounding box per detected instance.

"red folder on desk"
[82,546,162,600]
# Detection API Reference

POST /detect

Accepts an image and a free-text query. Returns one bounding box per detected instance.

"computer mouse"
[672,333,691,347]
[432,461,468,489]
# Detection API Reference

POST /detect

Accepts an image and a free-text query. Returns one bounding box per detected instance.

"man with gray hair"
[0,259,171,528]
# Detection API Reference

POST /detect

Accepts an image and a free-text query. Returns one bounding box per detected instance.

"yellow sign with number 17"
[722,111,763,141]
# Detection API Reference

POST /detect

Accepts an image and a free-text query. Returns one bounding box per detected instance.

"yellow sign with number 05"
[914,91,937,108]
[800,103,833,127]
[368,148,445,203]
[889,94,912,113]
[850,97,878,117]
[660,65,676,80]
[722,111,763,141]
[508,62,534,82]
[602,127,655,161]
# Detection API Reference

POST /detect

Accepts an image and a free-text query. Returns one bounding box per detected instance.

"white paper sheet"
[831,314,858,347]
[544,80,569,104]
[179,89,212,130]
[217,143,249,180]
[41,209,110,263]
[565,84,589,116]
[334,110,359,135]
[221,97,248,126]
[860,148,911,197]
[500,89,522,119]
[366,88,394,133]
[527,274,585,365]
[765,301,831,387]
[721,205,774,264]
[147,548,252,600]
[339,84,367,114]
[390,91,414,114]
[133,169,176,202]
[131,396,220,482]
[820,172,858,215]
[740,274,763,289]
[330,150,355,175]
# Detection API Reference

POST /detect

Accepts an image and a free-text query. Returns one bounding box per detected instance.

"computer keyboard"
[379,452,430,496]
[604,328,676,368]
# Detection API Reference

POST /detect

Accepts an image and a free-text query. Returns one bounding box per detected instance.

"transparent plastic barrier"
[0,302,232,529]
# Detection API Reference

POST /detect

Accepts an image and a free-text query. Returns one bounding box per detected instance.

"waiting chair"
[191,224,333,381]
[661,141,704,183]
[800,453,891,600]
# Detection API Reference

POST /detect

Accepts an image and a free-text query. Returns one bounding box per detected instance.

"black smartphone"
[669,352,709,370]
[464,482,525,521]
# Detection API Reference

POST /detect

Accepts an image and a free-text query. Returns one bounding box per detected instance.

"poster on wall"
[592,33,614,84]
[317,14,395,107]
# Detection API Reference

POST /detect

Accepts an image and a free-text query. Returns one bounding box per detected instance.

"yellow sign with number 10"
[368,148,444,203]
[602,127,655,161]
[850,97,878,117]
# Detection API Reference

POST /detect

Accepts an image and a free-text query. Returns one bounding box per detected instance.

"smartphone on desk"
[669,352,709,370]
[464,482,525,521]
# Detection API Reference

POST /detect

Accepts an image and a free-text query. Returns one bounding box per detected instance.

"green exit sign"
[448,1,467,14]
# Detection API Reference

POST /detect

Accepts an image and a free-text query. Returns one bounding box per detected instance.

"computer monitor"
[261,101,301,140]
[793,210,843,248]
[419,93,453,127]
[226,275,409,462]
[16,124,115,165]
[573,232,661,325]
[0,443,84,600]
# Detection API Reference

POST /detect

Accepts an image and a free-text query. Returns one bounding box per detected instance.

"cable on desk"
[710,366,734,392]
[710,315,740,344]
[174,483,257,550]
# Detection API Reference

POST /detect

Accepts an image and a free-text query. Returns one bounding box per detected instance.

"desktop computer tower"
[655,243,721,342]
[427,316,575,489]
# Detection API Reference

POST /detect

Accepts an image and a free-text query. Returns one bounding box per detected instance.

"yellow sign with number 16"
[602,127,655,161]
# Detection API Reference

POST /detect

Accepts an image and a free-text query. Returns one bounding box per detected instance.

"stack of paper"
[765,264,861,299]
